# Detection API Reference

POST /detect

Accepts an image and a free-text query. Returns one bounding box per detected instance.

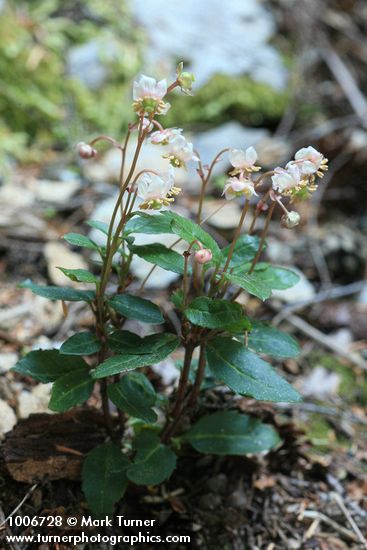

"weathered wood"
[1,409,106,483]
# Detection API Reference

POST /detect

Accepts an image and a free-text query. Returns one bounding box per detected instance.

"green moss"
[165,74,289,129]
[305,415,334,450]
[316,354,367,406]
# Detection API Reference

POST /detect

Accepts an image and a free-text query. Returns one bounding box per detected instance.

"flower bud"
[194,248,212,264]
[281,211,301,229]
[76,142,97,159]
[176,62,195,94]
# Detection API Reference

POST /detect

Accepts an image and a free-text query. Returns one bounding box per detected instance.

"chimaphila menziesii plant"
[13,64,328,517]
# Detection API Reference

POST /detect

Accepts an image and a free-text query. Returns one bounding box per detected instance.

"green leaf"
[127,431,176,485]
[125,212,174,235]
[221,235,260,267]
[82,442,130,517]
[57,267,98,284]
[63,232,99,251]
[92,334,180,379]
[254,265,300,290]
[130,243,186,274]
[108,331,176,355]
[12,350,89,383]
[86,219,109,236]
[184,411,280,455]
[222,272,272,301]
[49,369,94,412]
[207,337,301,402]
[108,294,164,324]
[166,211,221,259]
[60,332,101,356]
[248,322,300,358]
[108,372,157,423]
[20,280,95,302]
[185,297,250,330]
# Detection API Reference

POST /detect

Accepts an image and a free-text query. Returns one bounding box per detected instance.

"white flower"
[132,75,170,116]
[271,164,301,193]
[150,128,182,145]
[164,135,199,168]
[293,146,325,175]
[223,177,257,200]
[229,146,259,172]
[133,75,167,101]
[137,169,180,210]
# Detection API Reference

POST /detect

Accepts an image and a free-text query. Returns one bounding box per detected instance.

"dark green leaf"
[82,442,130,517]
[127,431,176,485]
[63,232,99,251]
[166,211,221,259]
[125,212,174,235]
[57,267,98,284]
[108,372,157,423]
[130,243,186,274]
[20,280,95,302]
[108,294,164,324]
[108,331,176,355]
[49,369,94,412]
[12,350,89,383]
[248,322,300,358]
[221,235,261,267]
[254,265,300,290]
[60,332,101,356]
[92,334,180,379]
[86,219,109,236]
[207,337,301,402]
[185,297,250,329]
[222,272,272,301]
[184,411,280,455]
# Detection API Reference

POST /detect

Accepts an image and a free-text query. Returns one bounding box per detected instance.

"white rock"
[17,384,52,419]
[300,366,340,399]
[0,353,18,374]
[44,242,89,286]
[201,200,241,229]
[132,0,287,89]
[272,268,315,303]
[0,399,16,437]
[33,179,80,204]
[151,358,179,386]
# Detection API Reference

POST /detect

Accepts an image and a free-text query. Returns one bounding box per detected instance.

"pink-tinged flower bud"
[281,211,301,229]
[194,249,213,264]
[76,142,97,159]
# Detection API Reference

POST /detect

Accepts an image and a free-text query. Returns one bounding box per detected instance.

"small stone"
[33,179,81,204]
[300,366,340,399]
[0,399,17,437]
[0,353,17,374]
[44,242,89,286]
[201,200,241,229]
[17,384,52,419]
[272,268,315,303]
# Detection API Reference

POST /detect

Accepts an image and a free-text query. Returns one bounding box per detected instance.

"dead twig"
[331,492,367,548]
[0,484,38,529]
[279,313,367,371]
[272,280,366,325]
[301,510,359,542]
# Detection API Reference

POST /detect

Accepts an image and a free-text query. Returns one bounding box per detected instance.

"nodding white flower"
[194,248,213,264]
[137,169,181,210]
[163,134,199,168]
[229,147,260,173]
[132,74,170,116]
[293,146,328,176]
[281,211,301,229]
[76,142,97,159]
[271,164,301,194]
[150,128,182,145]
[223,177,257,200]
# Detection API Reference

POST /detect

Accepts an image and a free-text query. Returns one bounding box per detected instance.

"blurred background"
[0,1,366,546]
